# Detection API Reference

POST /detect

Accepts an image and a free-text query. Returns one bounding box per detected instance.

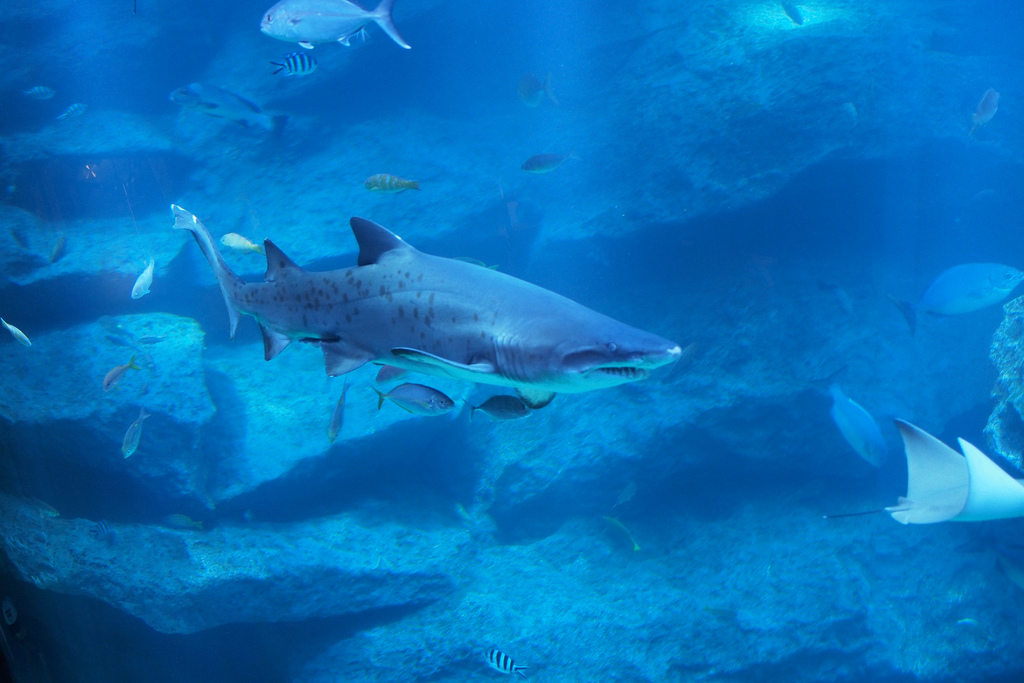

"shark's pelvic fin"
[265,239,303,282]
[322,340,372,376]
[350,217,413,266]
[171,205,244,339]
[390,347,495,375]
[260,324,292,361]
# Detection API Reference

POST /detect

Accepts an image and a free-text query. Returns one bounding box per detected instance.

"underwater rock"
[0,494,464,634]
[984,296,1024,470]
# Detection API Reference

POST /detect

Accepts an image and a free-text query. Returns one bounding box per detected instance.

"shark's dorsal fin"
[265,240,303,282]
[350,217,413,266]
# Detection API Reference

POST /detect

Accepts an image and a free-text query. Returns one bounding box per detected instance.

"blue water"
[3,1,1024,681]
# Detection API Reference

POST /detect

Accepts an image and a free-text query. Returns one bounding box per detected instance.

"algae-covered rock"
[985,296,1024,470]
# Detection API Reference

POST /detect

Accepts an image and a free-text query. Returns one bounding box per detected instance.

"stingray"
[826,419,1024,523]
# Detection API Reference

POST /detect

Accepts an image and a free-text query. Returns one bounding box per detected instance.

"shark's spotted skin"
[172,205,681,397]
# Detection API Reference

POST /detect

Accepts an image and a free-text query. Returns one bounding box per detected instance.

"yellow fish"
[220,233,264,254]
[104,355,141,391]
[364,174,420,193]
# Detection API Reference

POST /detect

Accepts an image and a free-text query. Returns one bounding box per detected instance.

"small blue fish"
[485,649,528,678]
[23,86,55,100]
[828,384,885,467]
[890,263,1024,334]
[372,383,455,416]
[121,407,150,458]
[56,103,87,120]
[271,52,318,76]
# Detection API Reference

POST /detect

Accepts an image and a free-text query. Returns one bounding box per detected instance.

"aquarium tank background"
[2,0,1024,681]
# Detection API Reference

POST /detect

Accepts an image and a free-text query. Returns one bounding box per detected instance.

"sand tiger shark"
[171,205,681,404]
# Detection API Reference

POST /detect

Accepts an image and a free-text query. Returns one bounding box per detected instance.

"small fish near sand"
[169,83,288,135]
[1,318,31,346]
[970,88,999,136]
[372,383,455,416]
[521,151,578,174]
[470,394,531,421]
[23,86,55,100]
[56,103,87,120]
[889,263,1024,334]
[485,649,528,679]
[364,174,419,193]
[271,51,317,76]
[221,233,265,254]
[260,0,411,49]
[328,381,349,443]
[49,234,67,264]
[161,514,203,530]
[131,258,155,300]
[104,355,141,391]
[121,407,150,458]
[828,384,885,467]
[517,73,558,107]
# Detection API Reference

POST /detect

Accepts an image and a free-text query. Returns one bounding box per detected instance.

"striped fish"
[271,52,318,76]
[363,174,420,193]
[23,86,55,100]
[56,103,87,120]
[485,649,528,678]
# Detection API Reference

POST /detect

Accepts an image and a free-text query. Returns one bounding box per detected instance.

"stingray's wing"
[886,420,968,524]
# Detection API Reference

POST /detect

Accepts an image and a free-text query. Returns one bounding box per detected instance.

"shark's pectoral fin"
[260,324,293,361]
[516,387,556,409]
[322,341,371,376]
[390,347,495,376]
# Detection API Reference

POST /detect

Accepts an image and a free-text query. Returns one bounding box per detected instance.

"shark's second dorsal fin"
[350,217,412,266]
[265,239,303,282]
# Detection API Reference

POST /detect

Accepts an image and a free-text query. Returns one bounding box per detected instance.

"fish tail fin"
[409,180,420,190]
[372,0,411,49]
[171,205,246,339]
[128,354,141,371]
[887,294,916,335]
[139,407,150,420]
[469,406,476,421]
[544,72,559,106]
[270,62,285,75]
[568,148,580,161]
[969,122,978,137]
[372,387,386,411]
[270,114,289,138]
[515,666,529,678]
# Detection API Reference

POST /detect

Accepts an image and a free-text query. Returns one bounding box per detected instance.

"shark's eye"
[607,343,617,352]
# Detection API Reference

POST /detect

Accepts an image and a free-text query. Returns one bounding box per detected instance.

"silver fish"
[132,258,155,299]
[890,263,1024,334]
[1,318,31,346]
[372,383,455,416]
[170,205,681,402]
[521,151,578,173]
[328,381,349,443]
[260,0,410,50]
[104,355,141,391]
[470,394,531,421]
[121,407,150,458]
[828,384,885,467]
[169,83,288,134]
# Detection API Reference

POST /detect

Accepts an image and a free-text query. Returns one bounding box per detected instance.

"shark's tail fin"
[373,0,410,49]
[171,205,246,338]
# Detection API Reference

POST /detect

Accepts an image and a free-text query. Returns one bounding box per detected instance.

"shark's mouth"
[593,366,649,380]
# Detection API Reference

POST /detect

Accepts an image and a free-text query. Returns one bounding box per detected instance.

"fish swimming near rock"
[373,382,455,415]
[970,88,999,136]
[485,649,528,679]
[364,174,419,193]
[328,381,348,443]
[780,1,803,25]
[121,407,150,458]
[260,0,411,50]
[23,86,55,100]
[521,151,578,173]
[2,598,16,626]
[56,103,87,120]
[170,205,681,405]
[169,83,288,135]
[889,263,1023,334]
[132,258,155,299]
[221,233,265,254]
[517,73,558,107]
[1,318,31,346]
[271,51,318,76]
[470,394,531,421]
[49,234,67,264]
[828,384,885,467]
[103,355,141,391]
[162,513,203,530]
[602,515,640,551]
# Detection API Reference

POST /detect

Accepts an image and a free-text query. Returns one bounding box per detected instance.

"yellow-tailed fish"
[220,233,264,254]
[104,355,141,391]
[520,151,578,173]
[121,407,150,458]
[328,381,348,444]
[363,174,420,193]
[602,515,640,551]
[1,318,31,346]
